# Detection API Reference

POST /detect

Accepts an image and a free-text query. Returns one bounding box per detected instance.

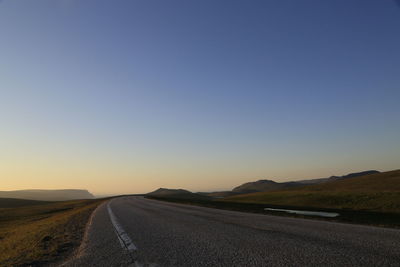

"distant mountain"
[147,188,211,200]
[337,170,380,179]
[296,170,397,192]
[0,189,95,201]
[149,171,381,200]
[223,170,381,195]
[296,170,380,184]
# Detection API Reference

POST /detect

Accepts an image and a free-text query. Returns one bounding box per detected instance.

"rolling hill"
[147,188,211,200]
[0,189,95,201]
[293,170,400,192]
[232,180,298,194]
[294,170,380,184]
[202,170,380,196]
[223,169,400,212]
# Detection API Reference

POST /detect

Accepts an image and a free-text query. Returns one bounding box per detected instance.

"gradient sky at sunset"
[1,0,399,195]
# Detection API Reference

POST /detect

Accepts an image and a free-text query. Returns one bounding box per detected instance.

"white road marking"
[107,201,137,251]
[108,198,158,267]
[264,208,339,217]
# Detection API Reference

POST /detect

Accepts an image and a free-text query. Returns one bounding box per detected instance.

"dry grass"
[224,191,400,212]
[0,199,105,266]
[0,198,52,209]
[294,169,400,192]
[224,170,400,213]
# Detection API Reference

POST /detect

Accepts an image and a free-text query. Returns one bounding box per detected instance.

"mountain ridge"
[0,189,95,201]
[201,170,380,197]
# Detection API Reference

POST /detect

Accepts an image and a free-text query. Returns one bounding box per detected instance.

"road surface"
[64,196,400,266]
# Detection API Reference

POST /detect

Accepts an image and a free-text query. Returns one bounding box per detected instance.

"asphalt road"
[64,196,400,266]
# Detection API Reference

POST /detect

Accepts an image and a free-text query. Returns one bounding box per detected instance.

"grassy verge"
[146,196,400,228]
[224,191,400,213]
[0,199,106,266]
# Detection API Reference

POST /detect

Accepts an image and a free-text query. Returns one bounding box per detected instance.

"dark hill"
[296,170,380,184]
[147,188,211,200]
[232,180,297,194]
[224,169,400,212]
[296,169,399,192]
[230,170,381,194]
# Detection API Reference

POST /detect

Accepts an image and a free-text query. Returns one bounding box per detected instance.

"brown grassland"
[224,170,400,213]
[0,199,105,266]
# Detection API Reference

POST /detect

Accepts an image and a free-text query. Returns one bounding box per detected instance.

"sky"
[1,0,399,195]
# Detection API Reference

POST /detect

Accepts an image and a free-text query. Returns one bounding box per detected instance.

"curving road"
[64,196,400,266]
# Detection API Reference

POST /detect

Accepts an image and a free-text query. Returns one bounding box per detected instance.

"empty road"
[64,196,400,266]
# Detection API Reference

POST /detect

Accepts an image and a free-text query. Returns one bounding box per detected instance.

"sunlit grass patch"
[0,199,104,266]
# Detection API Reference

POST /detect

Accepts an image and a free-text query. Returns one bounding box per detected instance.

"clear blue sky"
[1,0,399,194]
